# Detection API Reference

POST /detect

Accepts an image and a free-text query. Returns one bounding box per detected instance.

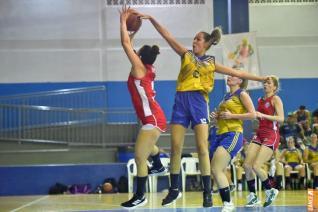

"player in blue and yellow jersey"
[280,136,305,190]
[136,12,266,207]
[209,72,256,211]
[304,133,318,189]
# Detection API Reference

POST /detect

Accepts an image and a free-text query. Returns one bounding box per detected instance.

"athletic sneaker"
[203,191,213,207]
[162,188,182,206]
[246,192,261,207]
[148,165,167,176]
[263,188,279,207]
[121,194,147,209]
[221,201,235,212]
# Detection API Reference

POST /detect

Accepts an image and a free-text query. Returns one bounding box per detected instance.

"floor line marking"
[10,196,49,212]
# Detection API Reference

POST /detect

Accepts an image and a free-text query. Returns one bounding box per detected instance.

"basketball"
[126,13,142,32]
[103,182,113,193]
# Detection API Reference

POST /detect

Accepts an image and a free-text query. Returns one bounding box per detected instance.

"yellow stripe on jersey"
[176,51,216,102]
[217,90,247,134]
[227,132,240,153]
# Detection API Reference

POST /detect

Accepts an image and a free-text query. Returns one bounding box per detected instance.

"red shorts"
[252,128,280,150]
[140,109,167,132]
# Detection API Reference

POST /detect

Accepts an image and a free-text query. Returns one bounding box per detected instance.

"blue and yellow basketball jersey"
[285,148,301,163]
[176,50,215,102]
[308,145,318,163]
[217,89,246,134]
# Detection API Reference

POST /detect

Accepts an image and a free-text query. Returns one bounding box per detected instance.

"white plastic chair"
[126,158,152,193]
[306,163,312,185]
[230,158,238,189]
[181,157,201,192]
[150,157,171,192]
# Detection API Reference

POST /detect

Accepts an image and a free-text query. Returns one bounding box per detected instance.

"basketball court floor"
[0,190,307,212]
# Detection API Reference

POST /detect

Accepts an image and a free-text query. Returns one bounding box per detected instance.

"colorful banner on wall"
[221,32,262,91]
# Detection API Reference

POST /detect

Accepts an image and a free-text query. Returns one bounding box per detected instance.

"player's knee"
[197,143,209,156]
[252,163,261,172]
[134,155,146,165]
[243,162,253,171]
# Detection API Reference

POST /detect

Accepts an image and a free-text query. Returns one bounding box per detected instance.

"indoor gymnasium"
[0,0,317,211]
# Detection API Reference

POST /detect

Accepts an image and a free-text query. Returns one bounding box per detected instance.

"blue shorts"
[209,131,243,159]
[170,91,209,129]
[288,162,299,169]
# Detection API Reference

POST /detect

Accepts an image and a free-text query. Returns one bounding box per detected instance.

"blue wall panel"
[1,79,317,119]
[213,0,229,34]
[231,0,249,33]
[0,164,126,196]
[0,82,106,97]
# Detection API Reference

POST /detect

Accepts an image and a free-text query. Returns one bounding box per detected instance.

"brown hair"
[201,27,222,50]
[268,75,280,93]
[240,78,248,90]
[232,65,248,89]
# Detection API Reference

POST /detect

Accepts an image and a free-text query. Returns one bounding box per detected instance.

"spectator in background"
[280,113,303,149]
[280,136,305,190]
[294,105,312,137]
[303,133,318,189]
[312,108,318,135]
[312,108,318,119]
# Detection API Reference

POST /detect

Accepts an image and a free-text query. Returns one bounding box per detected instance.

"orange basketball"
[103,182,113,193]
[126,13,142,32]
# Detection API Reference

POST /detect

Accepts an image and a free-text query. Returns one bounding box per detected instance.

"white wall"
[104,3,214,81]
[1,1,317,83]
[249,3,318,78]
[0,0,214,83]
[0,0,102,82]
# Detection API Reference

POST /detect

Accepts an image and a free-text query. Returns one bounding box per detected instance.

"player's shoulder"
[272,95,283,104]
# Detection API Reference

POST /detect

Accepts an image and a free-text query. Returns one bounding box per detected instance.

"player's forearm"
[120,23,131,47]
[149,16,172,41]
[231,112,256,120]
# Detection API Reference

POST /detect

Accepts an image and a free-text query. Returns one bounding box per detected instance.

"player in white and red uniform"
[128,64,166,132]
[243,76,284,208]
[120,6,167,209]
[253,95,280,150]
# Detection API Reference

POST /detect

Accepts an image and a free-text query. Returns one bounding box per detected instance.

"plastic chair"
[306,163,312,185]
[181,157,201,192]
[150,157,171,192]
[230,158,238,189]
[126,158,152,193]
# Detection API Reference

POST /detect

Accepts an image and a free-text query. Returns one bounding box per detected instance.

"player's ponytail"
[201,26,222,50]
[151,45,160,56]
[210,27,222,46]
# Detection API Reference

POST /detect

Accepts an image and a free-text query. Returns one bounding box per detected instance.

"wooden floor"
[0,190,307,212]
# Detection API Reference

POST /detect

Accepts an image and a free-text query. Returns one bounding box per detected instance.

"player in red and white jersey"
[257,95,279,132]
[128,63,166,132]
[243,76,284,208]
[120,6,167,209]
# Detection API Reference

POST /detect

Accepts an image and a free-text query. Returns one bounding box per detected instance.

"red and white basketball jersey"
[127,64,167,132]
[257,95,279,131]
